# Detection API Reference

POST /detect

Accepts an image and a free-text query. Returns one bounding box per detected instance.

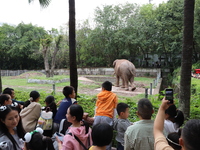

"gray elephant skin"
[113,59,136,91]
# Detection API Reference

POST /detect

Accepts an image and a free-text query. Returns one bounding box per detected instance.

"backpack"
[37,107,53,130]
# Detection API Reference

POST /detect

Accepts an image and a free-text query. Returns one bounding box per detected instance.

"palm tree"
[28,0,78,93]
[179,0,195,119]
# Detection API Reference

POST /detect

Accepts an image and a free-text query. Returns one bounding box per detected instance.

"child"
[113,103,132,150]
[164,104,184,135]
[89,123,113,150]
[20,91,41,132]
[0,104,26,150]
[43,95,57,137]
[53,86,77,131]
[93,81,117,150]
[124,98,154,150]
[24,127,55,150]
[93,81,118,126]
[57,104,92,150]
[166,131,182,150]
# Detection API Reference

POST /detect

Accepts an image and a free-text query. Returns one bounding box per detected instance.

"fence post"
[52,84,56,95]
[145,88,148,98]
[150,83,152,95]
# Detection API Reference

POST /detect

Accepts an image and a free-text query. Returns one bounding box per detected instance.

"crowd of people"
[0,82,199,150]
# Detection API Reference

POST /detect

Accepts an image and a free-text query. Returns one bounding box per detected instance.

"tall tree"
[69,0,78,93]
[29,0,78,93]
[179,0,195,119]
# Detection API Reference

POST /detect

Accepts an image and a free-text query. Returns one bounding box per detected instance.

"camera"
[165,88,173,103]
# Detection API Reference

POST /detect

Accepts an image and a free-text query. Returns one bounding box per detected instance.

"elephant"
[113,59,136,91]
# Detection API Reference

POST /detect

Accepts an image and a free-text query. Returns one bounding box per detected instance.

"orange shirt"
[95,90,118,118]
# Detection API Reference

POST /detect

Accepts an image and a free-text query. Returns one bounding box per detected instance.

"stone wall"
[1,68,164,77]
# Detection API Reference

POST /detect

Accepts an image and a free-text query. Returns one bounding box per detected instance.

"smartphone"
[165,88,173,103]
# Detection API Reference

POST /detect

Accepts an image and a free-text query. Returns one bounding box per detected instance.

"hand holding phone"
[165,88,173,104]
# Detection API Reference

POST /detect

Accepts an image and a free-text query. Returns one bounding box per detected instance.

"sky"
[0,0,168,30]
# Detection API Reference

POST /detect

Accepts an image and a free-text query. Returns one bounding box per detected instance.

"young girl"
[44,95,57,119]
[0,94,12,106]
[0,104,26,150]
[24,127,55,150]
[20,91,41,132]
[57,104,92,150]
[43,95,57,137]
[164,104,184,135]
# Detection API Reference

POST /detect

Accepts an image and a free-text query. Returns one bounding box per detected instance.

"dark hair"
[165,105,184,127]
[23,91,40,108]
[62,86,74,98]
[117,102,129,116]
[0,105,25,150]
[102,81,112,91]
[92,123,113,147]
[167,132,181,150]
[182,119,200,150]
[69,104,83,122]
[2,87,14,95]
[0,94,10,106]
[44,95,57,118]
[26,132,55,150]
[137,98,153,119]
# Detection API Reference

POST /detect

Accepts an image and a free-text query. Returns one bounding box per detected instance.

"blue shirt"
[53,97,77,124]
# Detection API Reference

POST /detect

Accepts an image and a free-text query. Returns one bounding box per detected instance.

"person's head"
[165,104,177,119]
[66,104,83,123]
[179,119,200,150]
[3,88,15,99]
[92,123,113,147]
[167,132,181,150]
[102,81,112,91]
[0,94,12,106]
[45,95,55,105]
[137,98,153,119]
[165,105,184,127]
[0,105,25,150]
[62,86,75,98]
[117,102,129,119]
[23,91,40,108]
[25,130,54,150]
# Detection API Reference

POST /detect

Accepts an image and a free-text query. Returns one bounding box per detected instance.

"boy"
[89,123,113,150]
[93,81,118,126]
[93,81,118,150]
[53,86,77,126]
[124,98,154,150]
[113,103,132,150]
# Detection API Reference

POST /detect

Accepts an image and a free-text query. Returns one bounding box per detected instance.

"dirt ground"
[4,72,151,97]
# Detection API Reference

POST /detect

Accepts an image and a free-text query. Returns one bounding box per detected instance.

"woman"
[0,94,12,106]
[154,97,200,150]
[0,104,26,150]
[24,128,55,150]
[20,91,41,132]
[57,104,92,150]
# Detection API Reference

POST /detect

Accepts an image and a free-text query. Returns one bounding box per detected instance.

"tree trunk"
[43,46,50,78]
[179,0,195,119]
[0,69,2,93]
[69,0,78,93]
[50,36,62,77]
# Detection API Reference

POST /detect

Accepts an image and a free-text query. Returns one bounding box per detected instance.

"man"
[124,98,154,150]
[3,87,24,105]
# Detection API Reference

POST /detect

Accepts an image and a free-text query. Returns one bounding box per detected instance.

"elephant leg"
[115,76,120,87]
[129,77,136,91]
[124,76,129,91]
